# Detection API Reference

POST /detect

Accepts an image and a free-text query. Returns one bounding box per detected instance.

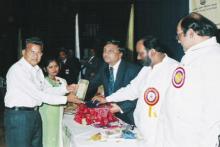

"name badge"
[65,69,70,75]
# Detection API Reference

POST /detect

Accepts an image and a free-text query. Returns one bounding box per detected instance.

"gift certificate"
[76,79,89,100]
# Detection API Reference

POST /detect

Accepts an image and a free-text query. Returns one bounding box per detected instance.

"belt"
[5,106,39,111]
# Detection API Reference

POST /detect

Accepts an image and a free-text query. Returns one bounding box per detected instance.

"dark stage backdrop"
[0,0,189,77]
[135,0,189,61]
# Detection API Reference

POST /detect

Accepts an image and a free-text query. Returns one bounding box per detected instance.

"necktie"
[108,67,114,95]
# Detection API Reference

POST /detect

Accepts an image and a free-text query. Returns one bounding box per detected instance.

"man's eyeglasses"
[176,31,184,40]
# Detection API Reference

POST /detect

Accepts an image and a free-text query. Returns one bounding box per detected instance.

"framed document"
[76,79,89,101]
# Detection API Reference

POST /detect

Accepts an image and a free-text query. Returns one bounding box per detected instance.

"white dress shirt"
[155,37,220,147]
[4,57,68,108]
[106,55,179,146]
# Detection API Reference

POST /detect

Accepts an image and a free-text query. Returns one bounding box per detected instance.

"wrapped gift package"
[74,103,118,126]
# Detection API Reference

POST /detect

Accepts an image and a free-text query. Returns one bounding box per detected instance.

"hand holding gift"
[66,84,78,94]
[67,93,84,104]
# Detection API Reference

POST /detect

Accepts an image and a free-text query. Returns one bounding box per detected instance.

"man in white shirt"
[93,36,179,146]
[154,12,220,147]
[4,37,82,147]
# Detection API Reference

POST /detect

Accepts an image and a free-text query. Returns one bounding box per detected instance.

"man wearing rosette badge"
[93,36,179,147]
[154,12,220,147]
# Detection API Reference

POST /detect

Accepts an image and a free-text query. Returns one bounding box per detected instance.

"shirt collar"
[185,37,217,54]
[109,59,121,70]
[152,54,168,69]
[20,57,41,72]
[63,59,67,63]
[181,37,218,65]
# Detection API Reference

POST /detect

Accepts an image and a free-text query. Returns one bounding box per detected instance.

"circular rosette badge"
[144,87,160,106]
[172,67,185,88]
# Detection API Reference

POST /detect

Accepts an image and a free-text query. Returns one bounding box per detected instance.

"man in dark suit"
[81,48,103,81]
[58,48,81,84]
[86,40,141,125]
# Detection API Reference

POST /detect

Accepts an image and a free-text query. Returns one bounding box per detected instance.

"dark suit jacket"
[86,60,142,125]
[82,56,103,81]
[58,57,81,84]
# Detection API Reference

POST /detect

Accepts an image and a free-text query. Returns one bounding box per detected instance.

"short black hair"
[25,37,44,50]
[142,36,167,54]
[104,39,124,53]
[59,47,68,54]
[105,39,121,45]
[180,12,217,37]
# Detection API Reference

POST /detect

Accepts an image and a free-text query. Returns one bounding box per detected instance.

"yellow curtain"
[126,4,134,51]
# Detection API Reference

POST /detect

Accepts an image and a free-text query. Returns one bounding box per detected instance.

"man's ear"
[187,28,195,38]
[119,51,123,58]
[22,49,25,56]
[149,49,156,58]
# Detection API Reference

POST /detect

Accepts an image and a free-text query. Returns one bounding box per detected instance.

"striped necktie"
[108,67,114,95]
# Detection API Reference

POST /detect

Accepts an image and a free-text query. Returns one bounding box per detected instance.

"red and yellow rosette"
[172,67,185,88]
[144,87,160,117]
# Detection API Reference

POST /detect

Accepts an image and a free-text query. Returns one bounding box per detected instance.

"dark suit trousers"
[4,109,42,147]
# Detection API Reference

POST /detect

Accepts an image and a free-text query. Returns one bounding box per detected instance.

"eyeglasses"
[176,31,184,40]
